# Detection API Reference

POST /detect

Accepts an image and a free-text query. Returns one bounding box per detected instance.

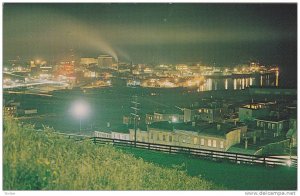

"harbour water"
[199,73,278,91]
[4,73,279,134]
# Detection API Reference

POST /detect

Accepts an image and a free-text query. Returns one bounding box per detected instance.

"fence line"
[53,132,297,168]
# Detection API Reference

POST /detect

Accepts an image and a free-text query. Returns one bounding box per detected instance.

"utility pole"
[131,95,140,147]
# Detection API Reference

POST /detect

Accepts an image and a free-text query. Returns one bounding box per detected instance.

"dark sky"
[3,3,297,74]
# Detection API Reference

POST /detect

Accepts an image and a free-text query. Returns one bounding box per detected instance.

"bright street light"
[286,159,292,167]
[172,116,178,123]
[69,99,91,131]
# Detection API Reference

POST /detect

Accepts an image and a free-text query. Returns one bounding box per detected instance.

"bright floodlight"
[286,159,292,167]
[70,99,91,120]
[172,116,178,123]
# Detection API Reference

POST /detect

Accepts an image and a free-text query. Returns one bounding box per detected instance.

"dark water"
[4,74,278,134]
[199,74,278,91]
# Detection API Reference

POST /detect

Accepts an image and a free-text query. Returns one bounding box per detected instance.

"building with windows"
[238,102,271,122]
[111,130,130,141]
[98,55,113,68]
[80,58,97,66]
[129,121,242,152]
[93,130,112,138]
[254,116,289,138]
[4,105,17,116]
[56,61,75,77]
[183,102,223,123]
[145,110,184,124]
[129,127,149,143]
[93,125,130,140]
[183,108,195,122]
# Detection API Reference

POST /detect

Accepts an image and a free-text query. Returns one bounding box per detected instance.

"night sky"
[3,3,297,85]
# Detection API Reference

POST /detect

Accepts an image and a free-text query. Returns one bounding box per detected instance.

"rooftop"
[112,124,131,133]
[97,124,133,133]
[194,123,239,137]
[151,108,183,115]
[240,103,267,110]
[255,116,289,122]
[149,121,174,131]
[149,121,239,137]
[182,99,223,110]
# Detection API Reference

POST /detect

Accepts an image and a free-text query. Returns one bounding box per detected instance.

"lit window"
[268,123,271,129]
[193,137,198,145]
[220,141,224,149]
[279,123,283,130]
[272,124,275,130]
[200,138,205,146]
[213,140,217,148]
[208,139,212,147]
[257,121,260,127]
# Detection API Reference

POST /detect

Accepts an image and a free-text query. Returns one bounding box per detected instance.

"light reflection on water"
[198,74,278,91]
[276,71,279,87]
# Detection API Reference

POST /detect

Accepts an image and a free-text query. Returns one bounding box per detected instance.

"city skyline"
[3,3,298,191]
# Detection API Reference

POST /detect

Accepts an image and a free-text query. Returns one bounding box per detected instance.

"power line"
[131,95,140,147]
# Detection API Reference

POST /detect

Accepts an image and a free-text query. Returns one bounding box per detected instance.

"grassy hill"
[3,117,216,190]
[118,147,297,190]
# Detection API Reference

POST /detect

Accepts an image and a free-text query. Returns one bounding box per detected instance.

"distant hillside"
[3,117,216,190]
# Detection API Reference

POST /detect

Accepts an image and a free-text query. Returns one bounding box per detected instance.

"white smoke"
[67,21,119,62]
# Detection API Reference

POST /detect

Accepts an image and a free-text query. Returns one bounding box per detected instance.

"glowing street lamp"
[286,159,292,167]
[69,99,91,131]
[172,116,178,123]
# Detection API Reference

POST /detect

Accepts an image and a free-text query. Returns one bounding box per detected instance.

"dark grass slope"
[3,117,217,190]
[118,147,297,190]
